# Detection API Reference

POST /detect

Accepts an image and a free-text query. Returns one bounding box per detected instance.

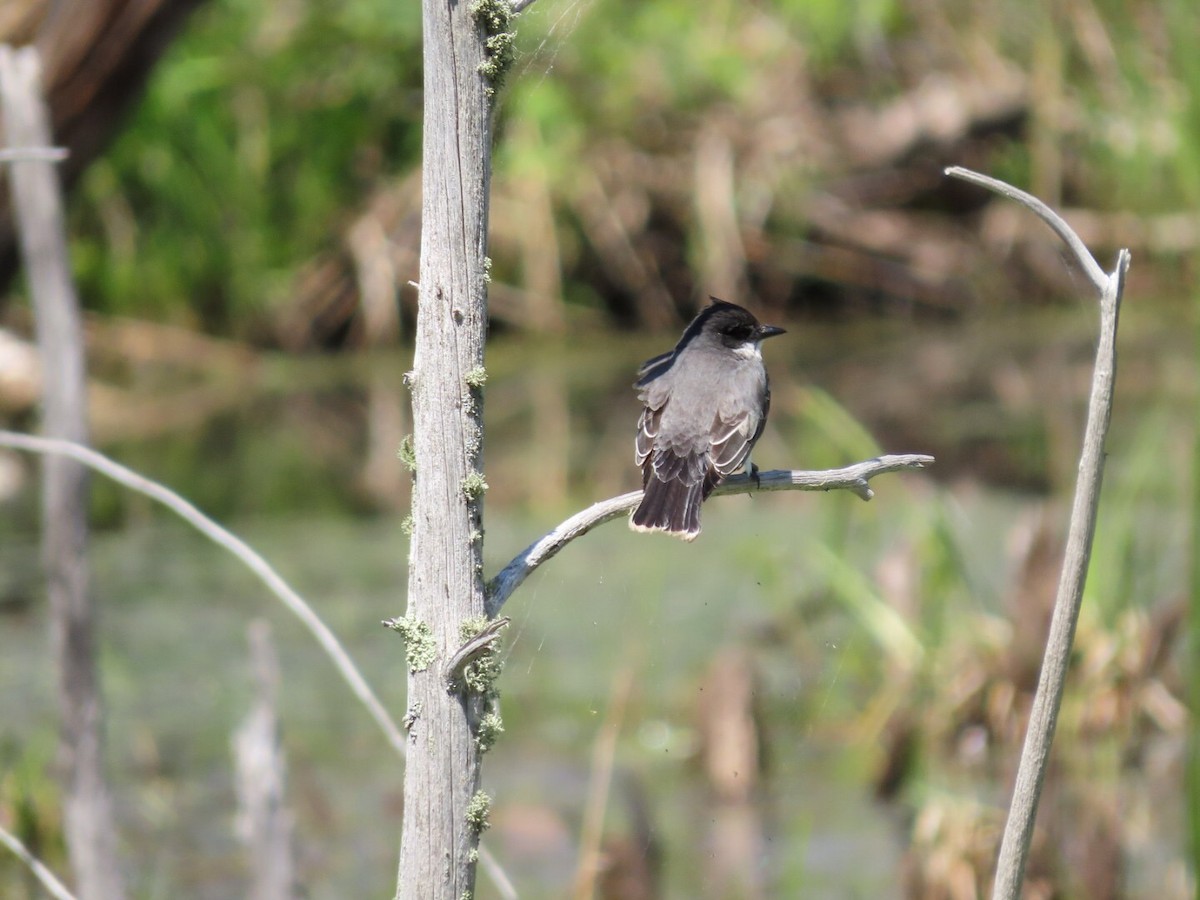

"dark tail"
[630,475,706,541]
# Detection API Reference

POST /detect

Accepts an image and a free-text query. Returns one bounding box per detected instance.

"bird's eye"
[723,324,753,340]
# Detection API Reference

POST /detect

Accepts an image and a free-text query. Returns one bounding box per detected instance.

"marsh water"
[0,298,1192,897]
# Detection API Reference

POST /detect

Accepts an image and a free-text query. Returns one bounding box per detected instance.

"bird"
[630,298,785,540]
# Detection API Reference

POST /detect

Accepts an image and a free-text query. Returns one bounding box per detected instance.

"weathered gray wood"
[486,454,936,617]
[945,168,1129,899]
[0,427,522,897]
[994,255,1127,898]
[397,1,498,897]
[234,620,296,900]
[0,44,125,900]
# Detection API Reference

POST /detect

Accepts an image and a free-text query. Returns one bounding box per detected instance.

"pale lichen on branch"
[383,615,436,673]
[471,0,517,100]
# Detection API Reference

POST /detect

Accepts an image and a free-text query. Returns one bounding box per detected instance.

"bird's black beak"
[758,324,786,340]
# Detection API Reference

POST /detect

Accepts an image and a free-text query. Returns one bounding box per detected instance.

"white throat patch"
[731,341,762,360]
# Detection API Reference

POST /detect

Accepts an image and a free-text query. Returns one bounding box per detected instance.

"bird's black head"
[700,298,786,349]
[637,298,786,386]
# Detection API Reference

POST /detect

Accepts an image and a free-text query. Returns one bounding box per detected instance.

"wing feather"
[709,378,770,476]
[635,404,662,470]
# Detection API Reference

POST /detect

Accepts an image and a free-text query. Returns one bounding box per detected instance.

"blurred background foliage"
[67,0,423,335]
[39,0,1199,341]
[0,0,1196,897]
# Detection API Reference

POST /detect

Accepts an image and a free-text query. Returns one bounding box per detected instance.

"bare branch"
[947,169,1132,899]
[0,146,68,162]
[0,823,78,900]
[445,616,510,687]
[510,0,539,13]
[486,453,934,617]
[944,166,1109,292]
[0,429,408,759]
[0,429,520,900]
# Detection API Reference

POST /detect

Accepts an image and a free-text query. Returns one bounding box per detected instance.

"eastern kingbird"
[630,299,785,541]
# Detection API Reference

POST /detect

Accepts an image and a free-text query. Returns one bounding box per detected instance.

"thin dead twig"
[486,453,934,617]
[0,429,407,758]
[0,823,77,900]
[0,429,519,900]
[444,616,510,688]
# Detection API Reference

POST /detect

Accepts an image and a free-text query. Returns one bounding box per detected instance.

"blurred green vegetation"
[2,0,1193,895]
[3,301,1190,894]
[63,0,1200,336]
[1,366,1188,894]
[70,0,422,333]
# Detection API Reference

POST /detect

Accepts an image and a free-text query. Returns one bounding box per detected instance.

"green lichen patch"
[464,365,488,389]
[475,710,504,754]
[470,0,517,99]
[398,435,417,473]
[459,615,492,640]
[458,616,505,695]
[464,424,484,465]
[386,615,436,672]
[465,790,492,834]
[460,471,489,500]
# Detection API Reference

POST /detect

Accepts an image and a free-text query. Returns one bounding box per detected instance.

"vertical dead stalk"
[0,45,126,900]
[397,1,508,897]
[233,620,296,900]
[945,167,1130,899]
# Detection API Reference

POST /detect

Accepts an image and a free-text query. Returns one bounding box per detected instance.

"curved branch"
[0,430,521,900]
[945,169,1132,899]
[0,429,408,759]
[945,166,1109,292]
[485,453,934,617]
